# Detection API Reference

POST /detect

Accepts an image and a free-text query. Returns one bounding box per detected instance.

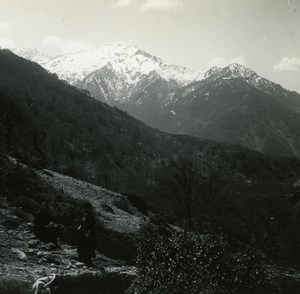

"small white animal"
[32,274,56,294]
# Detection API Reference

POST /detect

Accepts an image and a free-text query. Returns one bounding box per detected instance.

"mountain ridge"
[11,43,204,92]
[9,45,300,157]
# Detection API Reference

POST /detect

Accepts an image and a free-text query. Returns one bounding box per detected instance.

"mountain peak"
[203,63,258,81]
[227,63,258,78]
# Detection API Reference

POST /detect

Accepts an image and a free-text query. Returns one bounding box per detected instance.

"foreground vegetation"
[130,222,266,294]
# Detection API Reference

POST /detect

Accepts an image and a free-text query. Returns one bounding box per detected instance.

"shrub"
[129,224,266,294]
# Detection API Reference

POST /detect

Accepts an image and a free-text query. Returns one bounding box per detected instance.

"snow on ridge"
[11,43,204,86]
[201,63,286,96]
[10,44,287,101]
[203,63,258,80]
[10,47,53,65]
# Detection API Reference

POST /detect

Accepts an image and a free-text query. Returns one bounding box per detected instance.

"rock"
[27,249,36,255]
[63,248,77,259]
[18,234,24,240]
[28,239,38,248]
[16,266,26,271]
[44,252,60,264]
[11,248,27,261]
[45,242,56,251]
[50,267,58,273]
[75,262,85,267]
[37,251,44,257]
[44,252,56,262]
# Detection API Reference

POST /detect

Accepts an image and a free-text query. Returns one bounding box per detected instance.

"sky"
[0,0,299,92]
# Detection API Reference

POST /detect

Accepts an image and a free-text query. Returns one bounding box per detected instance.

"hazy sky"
[0,0,299,92]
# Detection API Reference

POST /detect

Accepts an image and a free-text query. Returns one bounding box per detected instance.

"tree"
[0,96,27,152]
[24,126,48,162]
[157,156,205,231]
[246,192,295,257]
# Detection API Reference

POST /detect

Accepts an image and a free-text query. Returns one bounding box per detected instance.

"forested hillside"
[1,49,300,262]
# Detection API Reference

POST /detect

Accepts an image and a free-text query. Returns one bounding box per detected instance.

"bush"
[129,224,266,294]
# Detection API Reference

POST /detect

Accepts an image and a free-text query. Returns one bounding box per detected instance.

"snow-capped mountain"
[44,42,203,85]
[202,63,290,97]
[11,43,204,105]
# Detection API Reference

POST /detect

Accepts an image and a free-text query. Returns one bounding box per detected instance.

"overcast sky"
[0,0,299,92]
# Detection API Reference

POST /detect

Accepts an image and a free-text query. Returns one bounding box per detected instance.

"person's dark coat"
[77,210,96,265]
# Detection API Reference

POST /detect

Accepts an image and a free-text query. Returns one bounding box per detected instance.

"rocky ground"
[0,194,136,292]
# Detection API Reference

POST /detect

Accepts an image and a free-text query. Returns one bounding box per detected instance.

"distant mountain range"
[11,44,300,157]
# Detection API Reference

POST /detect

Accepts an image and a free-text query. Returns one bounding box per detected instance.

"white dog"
[32,274,56,294]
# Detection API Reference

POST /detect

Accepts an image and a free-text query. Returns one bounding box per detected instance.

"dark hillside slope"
[2,50,300,261]
[0,49,179,183]
[0,49,299,208]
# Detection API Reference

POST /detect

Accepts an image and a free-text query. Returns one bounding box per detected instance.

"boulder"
[11,248,27,261]
[45,242,56,251]
[43,252,57,263]
[28,239,38,248]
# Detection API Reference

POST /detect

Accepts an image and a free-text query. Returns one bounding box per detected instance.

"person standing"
[77,203,96,266]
